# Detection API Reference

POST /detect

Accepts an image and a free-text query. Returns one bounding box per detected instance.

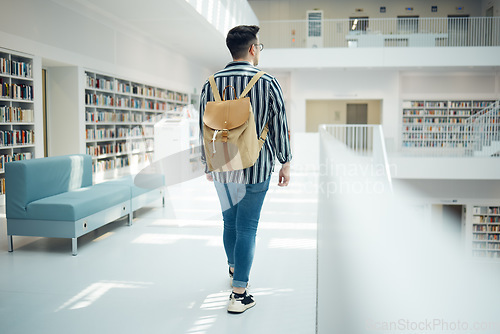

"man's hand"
[206,173,213,182]
[278,162,290,187]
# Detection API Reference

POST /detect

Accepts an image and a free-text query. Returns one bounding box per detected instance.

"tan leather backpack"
[203,71,268,172]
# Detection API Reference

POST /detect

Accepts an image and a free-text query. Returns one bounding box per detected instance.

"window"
[349,17,369,33]
[308,11,322,37]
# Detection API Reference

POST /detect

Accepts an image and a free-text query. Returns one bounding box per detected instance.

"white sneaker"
[227,290,256,314]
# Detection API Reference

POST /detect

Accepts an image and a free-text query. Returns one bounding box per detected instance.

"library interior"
[1,0,500,333]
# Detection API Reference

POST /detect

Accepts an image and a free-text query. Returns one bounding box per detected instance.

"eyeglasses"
[252,43,264,51]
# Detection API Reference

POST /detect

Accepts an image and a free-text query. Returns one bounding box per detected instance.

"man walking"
[199,25,292,314]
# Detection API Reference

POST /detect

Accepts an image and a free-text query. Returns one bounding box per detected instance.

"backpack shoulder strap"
[208,75,221,102]
[258,123,269,149]
[239,71,266,99]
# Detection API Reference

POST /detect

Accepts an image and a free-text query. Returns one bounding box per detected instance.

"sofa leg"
[72,238,77,256]
[8,235,13,252]
[128,213,133,226]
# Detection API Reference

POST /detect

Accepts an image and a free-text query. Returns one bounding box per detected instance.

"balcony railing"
[260,17,500,48]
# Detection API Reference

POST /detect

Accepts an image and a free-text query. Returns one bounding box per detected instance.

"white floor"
[0,169,318,334]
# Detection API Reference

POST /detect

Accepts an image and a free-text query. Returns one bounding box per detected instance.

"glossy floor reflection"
[0,169,317,334]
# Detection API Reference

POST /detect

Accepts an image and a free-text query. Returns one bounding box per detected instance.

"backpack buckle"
[221,129,229,143]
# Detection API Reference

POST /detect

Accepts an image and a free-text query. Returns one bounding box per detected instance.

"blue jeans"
[214,178,270,288]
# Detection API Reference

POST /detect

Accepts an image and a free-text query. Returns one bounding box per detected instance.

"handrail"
[466,101,500,156]
[259,16,500,48]
[319,124,393,193]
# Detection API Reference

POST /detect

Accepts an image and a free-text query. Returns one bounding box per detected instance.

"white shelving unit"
[48,67,189,182]
[0,48,41,195]
[401,99,497,152]
[471,206,500,260]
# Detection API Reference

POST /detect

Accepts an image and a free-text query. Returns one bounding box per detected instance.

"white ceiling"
[51,0,232,68]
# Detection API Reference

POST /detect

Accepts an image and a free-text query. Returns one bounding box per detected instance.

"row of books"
[403,124,476,131]
[94,157,125,172]
[403,118,471,124]
[0,129,34,146]
[473,225,500,232]
[86,111,137,123]
[85,93,114,107]
[403,110,479,117]
[473,234,500,241]
[401,141,468,148]
[403,101,496,108]
[473,243,500,250]
[402,125,474,132]
[0,177,4,195]
[92,153,153,173]
[0,152,32,170]
[0,106,34,123]
[425,102,448,108]
[0,58,32,78]
[118,127,143,138]
[1,81,33,100]
[86,129,153,141]
[474,216,500,223]
[88,127,147,140]
[86,93,170,111]
[473,251,500,258]
[86,73,189,102]
[86,75,114,91]
[86,142,146,157]
[402,133,471,140]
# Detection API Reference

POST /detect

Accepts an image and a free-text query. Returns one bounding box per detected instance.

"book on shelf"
[0,129,34,146]
[0,57,10,75]
[1,80,33,100]
[0,58,32,78]
[0,106,34,122]
[10,60,32,78]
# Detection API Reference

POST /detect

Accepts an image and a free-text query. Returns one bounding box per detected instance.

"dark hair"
[226,25,260,59]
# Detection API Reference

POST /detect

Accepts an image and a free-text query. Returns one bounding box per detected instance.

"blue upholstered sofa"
[5,154,164,255]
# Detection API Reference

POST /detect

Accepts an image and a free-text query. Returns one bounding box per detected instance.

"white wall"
[249,0,483,20]
[286,68,400,138]
[184,0,259,35]
[260,48,500,69]
[400,70,500,99]
[272,68,500,151]
[0,0,212,95]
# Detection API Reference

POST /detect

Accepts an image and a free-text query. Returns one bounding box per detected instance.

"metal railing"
[319,124,393,192]
[468,101,500,156]
[260,17,500,48]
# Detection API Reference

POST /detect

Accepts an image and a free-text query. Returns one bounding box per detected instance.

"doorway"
[432,204,465,251]
[486,6,494,17]
[42,69,48,157]
[346,103,368,124]
[305,99,381,132]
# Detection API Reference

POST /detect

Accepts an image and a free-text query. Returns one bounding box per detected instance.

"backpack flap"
[204,97,250,131]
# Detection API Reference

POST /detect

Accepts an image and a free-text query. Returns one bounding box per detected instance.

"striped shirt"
[199,61,292,184]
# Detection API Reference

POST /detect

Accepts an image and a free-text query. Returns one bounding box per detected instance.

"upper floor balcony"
[258,17,500,69]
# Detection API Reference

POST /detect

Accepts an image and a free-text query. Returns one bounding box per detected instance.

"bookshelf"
[0,48,37,195]
[471,206,500,260]
[401,99,497,152]
[84,71,189,180]
[48,67,189,182]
